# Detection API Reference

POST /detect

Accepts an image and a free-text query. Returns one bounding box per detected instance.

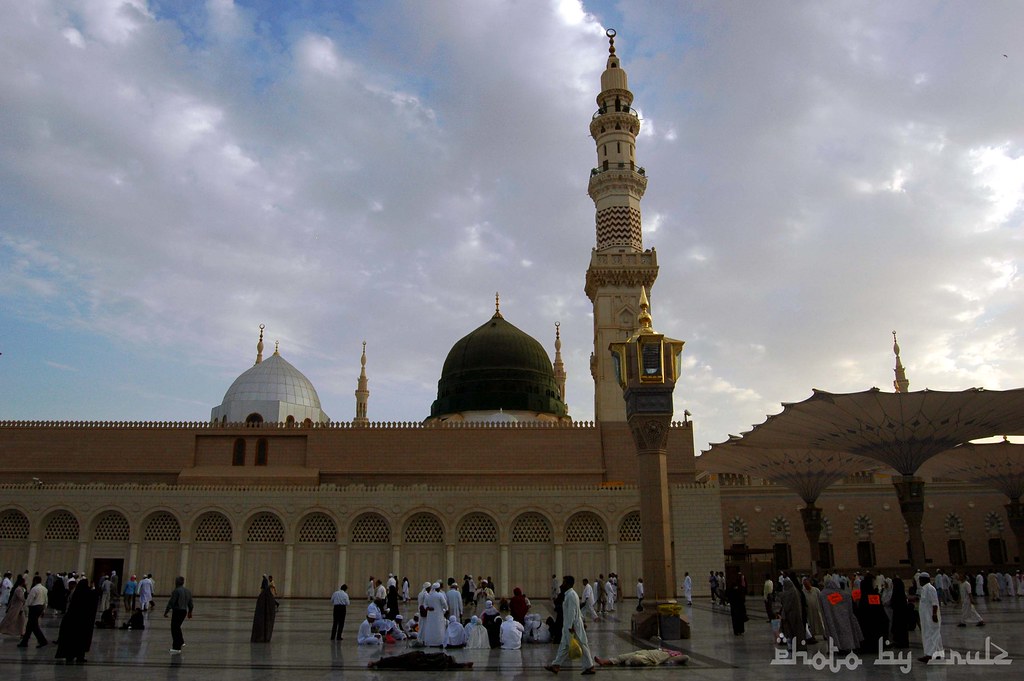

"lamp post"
[609,288,684,602]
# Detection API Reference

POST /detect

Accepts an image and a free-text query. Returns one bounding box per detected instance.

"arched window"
[245,413,264,427]
[286,415,295,428]
[256,439,268,466]
[232,439,245,466]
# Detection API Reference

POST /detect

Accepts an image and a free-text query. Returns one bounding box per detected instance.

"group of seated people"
[357,601,555,650]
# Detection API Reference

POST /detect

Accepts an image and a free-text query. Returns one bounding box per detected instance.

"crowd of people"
[726,567,1021,664]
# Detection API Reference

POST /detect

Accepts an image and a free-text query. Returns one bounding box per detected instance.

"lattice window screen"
[44,511,79,541]
[94,512,130,541]
[195,513,232,542]
[352,513,390,543]
[247,512,285,543]
[944,513,964,537]
[299,513,337,543]
[404,513,443,543]
[618,512,641,542]
[566,512,606,543]
[0,510,29,540]
[511,513,552,543]
[458,513,497,543]
[144,512,181,542]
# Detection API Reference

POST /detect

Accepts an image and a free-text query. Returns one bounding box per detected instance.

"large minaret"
[585,29,659,422]
[354,341,369,425]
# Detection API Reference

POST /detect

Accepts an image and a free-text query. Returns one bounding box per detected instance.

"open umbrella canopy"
[699,439,881,505]
[731,388,1024,476]
[920,439,1024,502]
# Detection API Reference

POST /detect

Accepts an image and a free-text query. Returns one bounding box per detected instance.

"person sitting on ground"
[500,615,524,650]
[357,612,383,645]
[367,651,473,670]
[465,615,489,649]
[444,615,466,647]
[120,607,145,630]
[595,648,689,667]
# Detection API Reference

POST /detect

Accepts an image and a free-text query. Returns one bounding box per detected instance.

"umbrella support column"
[799,504,823,576]
[1005,500,1024,566]
[893,476,927,568]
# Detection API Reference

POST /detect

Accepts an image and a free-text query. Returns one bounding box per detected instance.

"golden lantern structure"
[609,288,684,602]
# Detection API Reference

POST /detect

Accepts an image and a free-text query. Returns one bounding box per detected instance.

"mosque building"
[0,33,1016,599]
[0,32,720,599]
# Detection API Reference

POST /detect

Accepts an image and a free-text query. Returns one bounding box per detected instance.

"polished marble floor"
[2,595,1022,679]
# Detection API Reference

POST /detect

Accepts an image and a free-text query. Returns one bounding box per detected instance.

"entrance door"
[92,557,124,591]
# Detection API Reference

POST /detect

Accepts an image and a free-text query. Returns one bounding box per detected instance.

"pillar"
[799,504,823,575]
[284,544,294,596]
[1005,500,1024,565]
[892,476,927,568]
[230,543,242,597]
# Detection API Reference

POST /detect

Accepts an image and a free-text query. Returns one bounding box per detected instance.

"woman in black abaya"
[251,575,278,642]
[55,579,99,664]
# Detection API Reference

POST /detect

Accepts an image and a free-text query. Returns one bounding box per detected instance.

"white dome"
[221,354,322,409]
[211,352,329,424]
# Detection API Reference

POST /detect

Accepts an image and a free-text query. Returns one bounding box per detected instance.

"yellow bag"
[568,633,583,660]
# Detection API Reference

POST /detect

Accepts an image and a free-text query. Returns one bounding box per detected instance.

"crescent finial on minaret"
[494,292,503,319]
[606,28,616,55]
[255,324,265,365]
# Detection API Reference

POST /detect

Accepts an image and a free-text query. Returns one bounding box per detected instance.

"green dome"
[430,313,568,419]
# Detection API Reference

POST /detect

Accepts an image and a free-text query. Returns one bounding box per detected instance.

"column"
[178,541,191,580]
[500,543,510,597]
[230,543,242,597]
[128,541,140,576]
[337,543,348,589]
[284,544,294,596]
[893,476,927,568]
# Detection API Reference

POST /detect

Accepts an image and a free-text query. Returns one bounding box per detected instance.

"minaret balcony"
[590,162,646,177]
[593,106,640,120]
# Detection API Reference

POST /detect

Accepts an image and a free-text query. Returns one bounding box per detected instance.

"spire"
[553,322,567,407]
[892,330,910,393]
[274,340,280,356]
[637,286,654,333]
[255,324,265,365]
[354,341,369,425]
[493,292,503,319]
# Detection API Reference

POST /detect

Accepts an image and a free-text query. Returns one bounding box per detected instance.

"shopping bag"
[568,633,583,659]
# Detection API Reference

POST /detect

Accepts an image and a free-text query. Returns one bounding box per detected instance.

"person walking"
[17,575,48,648]
[138,574,155,612]
[545,575,595,675]
[55,578,99,664]
[0,574,27,637]
[163,576,194,654]
[331,584,349,640]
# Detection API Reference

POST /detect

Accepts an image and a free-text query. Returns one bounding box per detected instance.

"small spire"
[637,287,653,332]
[606,28,616,55]
[255,324,265,365]
[274,340,280,356]
[892,330,909,393]
[494,292,503,319]
[553,322,566,406]
[355,341,369,425]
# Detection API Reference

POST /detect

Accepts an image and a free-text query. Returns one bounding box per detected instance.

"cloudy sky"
[1,0,1021,452]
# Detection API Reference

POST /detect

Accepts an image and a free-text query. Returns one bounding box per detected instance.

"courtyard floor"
[1,595,1022,679]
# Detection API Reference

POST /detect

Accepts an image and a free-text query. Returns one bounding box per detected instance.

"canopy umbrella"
[921,439,1024,565]
[731,387,1024,567]
[699,441,880,574]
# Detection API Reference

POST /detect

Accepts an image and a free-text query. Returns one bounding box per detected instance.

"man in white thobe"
[445,582,463,623]
[546,576,595,674]
[422,582,448,646]
[683,572,692,605]
[917,573,943,663]
[581,579,598,621]
[138,574,155,611]
[604,577,616,612]
[957,573,985,626]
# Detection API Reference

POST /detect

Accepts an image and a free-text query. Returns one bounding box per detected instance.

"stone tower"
[585,29,659,423]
